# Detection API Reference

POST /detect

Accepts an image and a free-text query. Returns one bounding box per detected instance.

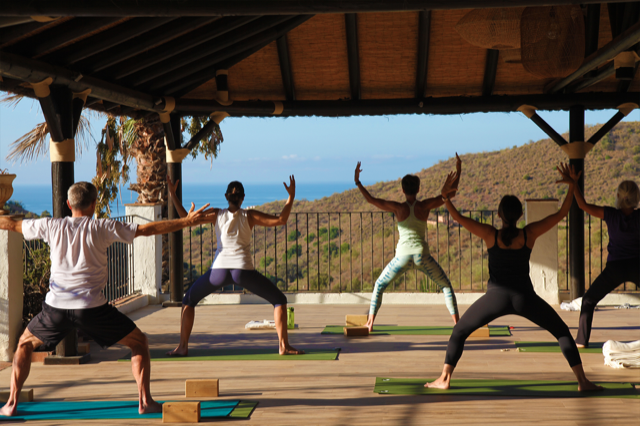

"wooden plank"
[345,315,368,326]
[185,379,219,398]
[344,326,369,336]
[0,389,34,402]
[163,401,200,423]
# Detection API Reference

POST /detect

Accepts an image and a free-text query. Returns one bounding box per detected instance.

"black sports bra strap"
[523,228,528,244]
[494,229,499,245]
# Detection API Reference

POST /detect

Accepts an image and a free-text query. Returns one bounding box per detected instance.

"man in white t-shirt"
[0,182,213,417]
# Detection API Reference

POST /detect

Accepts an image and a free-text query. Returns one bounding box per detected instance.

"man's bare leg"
[0,329,42,417]
[118,328,162,414]
[424,364,455,389]
[572,364,603,392]
[365,313,376,333]
[275,305,303,355]
[166,305,194,356]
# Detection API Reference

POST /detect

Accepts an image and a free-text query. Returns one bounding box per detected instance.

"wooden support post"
[345,315,367,326]
[344,326,369,336]
[276,35,295,101]
[163,402,200,423]
[568,105,585,300]
[345,13,360,101]
[186,379,219,397]
[166,113,185,306]
[517,105,568,147]
[415,10,431,98]
[482,49,499,96]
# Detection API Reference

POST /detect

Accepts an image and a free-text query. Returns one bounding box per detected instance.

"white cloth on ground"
[560,297,582,311]
[603,340,640,369]
[245,320,276,329]
[22,217,138,309]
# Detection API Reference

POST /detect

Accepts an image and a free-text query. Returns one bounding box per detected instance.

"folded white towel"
[245,320,276,329]
[560,297,583,311]
[603,340,640,369]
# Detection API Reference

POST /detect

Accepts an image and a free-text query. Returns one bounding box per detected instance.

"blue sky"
[0,98,637,186]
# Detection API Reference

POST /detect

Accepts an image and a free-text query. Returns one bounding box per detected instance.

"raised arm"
[166,175,189,219]
[248,175,296,228]
[354,162,403,214]
[419,153,463,211]
[525,163,576,241]
[569,165,604,219]
[135,203,215,237]
[440,171,494,243]
[0,217,22,234]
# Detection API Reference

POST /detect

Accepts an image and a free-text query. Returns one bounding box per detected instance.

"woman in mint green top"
[355,157,461,332]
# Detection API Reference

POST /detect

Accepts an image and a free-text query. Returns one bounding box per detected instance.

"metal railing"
[183,210,638,295]
[22,215,137,304]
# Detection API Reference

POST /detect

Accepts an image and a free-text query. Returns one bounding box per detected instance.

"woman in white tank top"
[166,175,303,356]
[354,156,462,332]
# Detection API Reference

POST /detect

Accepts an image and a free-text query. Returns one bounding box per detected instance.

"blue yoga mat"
[0,400,239,421]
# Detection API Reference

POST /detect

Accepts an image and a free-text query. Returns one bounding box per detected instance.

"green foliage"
[340,242,350,254]
[634,155,640,164]
[259,256,274,270]
[322,242,339,258]
[40,210,51,218]
[306,233,316,243]
[287,229,301,241]
[23,243,51,326]
[523,173,530,180]
[191,226,207,237]
[309,273,331,290]
[183,116,224,164]
[605,154,612,160]
[283,244,302,262]
[633,145,640,154]
[319,226,340,241]
[600,135,613,150]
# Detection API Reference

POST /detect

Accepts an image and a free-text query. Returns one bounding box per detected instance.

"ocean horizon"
[11,182,354,217]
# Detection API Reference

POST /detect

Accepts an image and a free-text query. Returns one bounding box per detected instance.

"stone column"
[525,199,560,305]
[126,204,163,304]
[0,228,23,361]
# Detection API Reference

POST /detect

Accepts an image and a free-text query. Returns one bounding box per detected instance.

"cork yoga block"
[469,325,490,338]
[162,401,200,423]
[344,326,369,336]
[0,389,34,402]
[345,314,368,326]
[186,379,219,398]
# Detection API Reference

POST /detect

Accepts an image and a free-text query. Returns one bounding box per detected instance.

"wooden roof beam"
[149,15,310,93]
[345,13,360,101]
[0,17,33,29]
[547,20,640,94]
[276,35,295,101]
[587,103,637,145]
[583,4,600,79]
[171,93,639,117]
[44,18,176,66]
[78,17,217,74]
[616,2,640,92]
[482,49,499,96]
[111,16,259,80]
[2,0,633,16]
[185,119,218,150]
[415,10,431,99]
[129,15,292,88]
[165,15,314,97]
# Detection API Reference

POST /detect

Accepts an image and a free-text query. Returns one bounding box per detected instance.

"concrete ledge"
[599,293,640,306]
[198,292,486,306]
[115,294,149,315]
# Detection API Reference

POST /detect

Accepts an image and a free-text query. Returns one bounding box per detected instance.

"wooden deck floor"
[2,303,639,425]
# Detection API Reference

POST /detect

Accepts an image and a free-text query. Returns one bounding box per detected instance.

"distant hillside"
[262,121,640,213]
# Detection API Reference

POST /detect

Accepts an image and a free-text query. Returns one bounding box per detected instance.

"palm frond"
[6,122,50,164]
[0,93,26,109]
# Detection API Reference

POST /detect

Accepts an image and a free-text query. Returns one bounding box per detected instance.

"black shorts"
[28,302,137,350]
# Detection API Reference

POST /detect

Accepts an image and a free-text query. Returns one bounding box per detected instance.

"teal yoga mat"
[515,341,604,354]
[0,400,256,421]
[321,325,511,336]
[119,348,339,362]
[374,377,640,398]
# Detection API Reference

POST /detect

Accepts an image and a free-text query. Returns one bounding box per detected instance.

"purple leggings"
[183,268,288,308]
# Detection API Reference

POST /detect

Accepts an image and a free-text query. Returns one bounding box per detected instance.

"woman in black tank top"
[425,163,602,392]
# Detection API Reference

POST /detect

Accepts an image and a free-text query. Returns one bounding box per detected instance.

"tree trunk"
[129,115,167,204]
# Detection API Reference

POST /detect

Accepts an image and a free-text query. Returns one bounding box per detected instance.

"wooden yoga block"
[0,389,34,403]
[344,326,369,336]
[469,325,490,338]
[77,342,90,355]
[186,379,219,398]
[162,401,200,423]
[345,314,368,326]
[31,351,52,362]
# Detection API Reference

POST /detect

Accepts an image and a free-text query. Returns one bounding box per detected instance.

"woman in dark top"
[568,170,640,348]
[426,164,601,392]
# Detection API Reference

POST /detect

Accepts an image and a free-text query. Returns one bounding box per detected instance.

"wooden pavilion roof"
[0,1,638,119]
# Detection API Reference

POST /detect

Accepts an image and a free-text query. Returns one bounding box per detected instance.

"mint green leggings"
[369,253,458,317]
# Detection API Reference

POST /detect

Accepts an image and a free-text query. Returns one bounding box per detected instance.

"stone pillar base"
[0,228,24,361]
[526,199,560,305]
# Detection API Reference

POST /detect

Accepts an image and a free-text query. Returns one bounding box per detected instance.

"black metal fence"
[183,210,638,295]
[22,215,137,304]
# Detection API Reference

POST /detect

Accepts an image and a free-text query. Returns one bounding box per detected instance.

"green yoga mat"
[321,325,511,336]
[0,400,256,421]
[119,348,339,362]
[374,378,640,399]
[515,341,604,354]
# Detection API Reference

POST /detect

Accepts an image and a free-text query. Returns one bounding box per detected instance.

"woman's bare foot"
[424,375,450,389]
[139,400,163,414]
[578,380,604,392]
[280,345,305,355]
[166,346,188,357]
[0,403,17,417]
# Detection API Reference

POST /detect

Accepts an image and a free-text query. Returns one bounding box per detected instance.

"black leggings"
[576,258,639,346]
[445,285,581,368]
[183,268,288,308]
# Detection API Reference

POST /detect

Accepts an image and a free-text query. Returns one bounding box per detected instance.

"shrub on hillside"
[287,229,301,241]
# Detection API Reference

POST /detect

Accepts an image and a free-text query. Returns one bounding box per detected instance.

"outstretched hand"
[441,171,458,198]
[355,162,363,183]
[284,175,296,199]
[556,162,580,185]
[166,175,179,196]
[455,152,462,175]
[185,202,215,225]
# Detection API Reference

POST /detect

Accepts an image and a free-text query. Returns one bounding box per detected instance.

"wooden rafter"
[276,35,295,101]
[415,10,431,99]
[481,49,499,97]
[345,13,360,101]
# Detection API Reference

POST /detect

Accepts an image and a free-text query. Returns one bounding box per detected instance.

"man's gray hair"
[68,182,98,210]
[616,180,640,210]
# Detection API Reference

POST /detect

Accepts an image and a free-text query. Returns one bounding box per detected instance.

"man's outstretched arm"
[135,203,215,237]
[0,217,22,234]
